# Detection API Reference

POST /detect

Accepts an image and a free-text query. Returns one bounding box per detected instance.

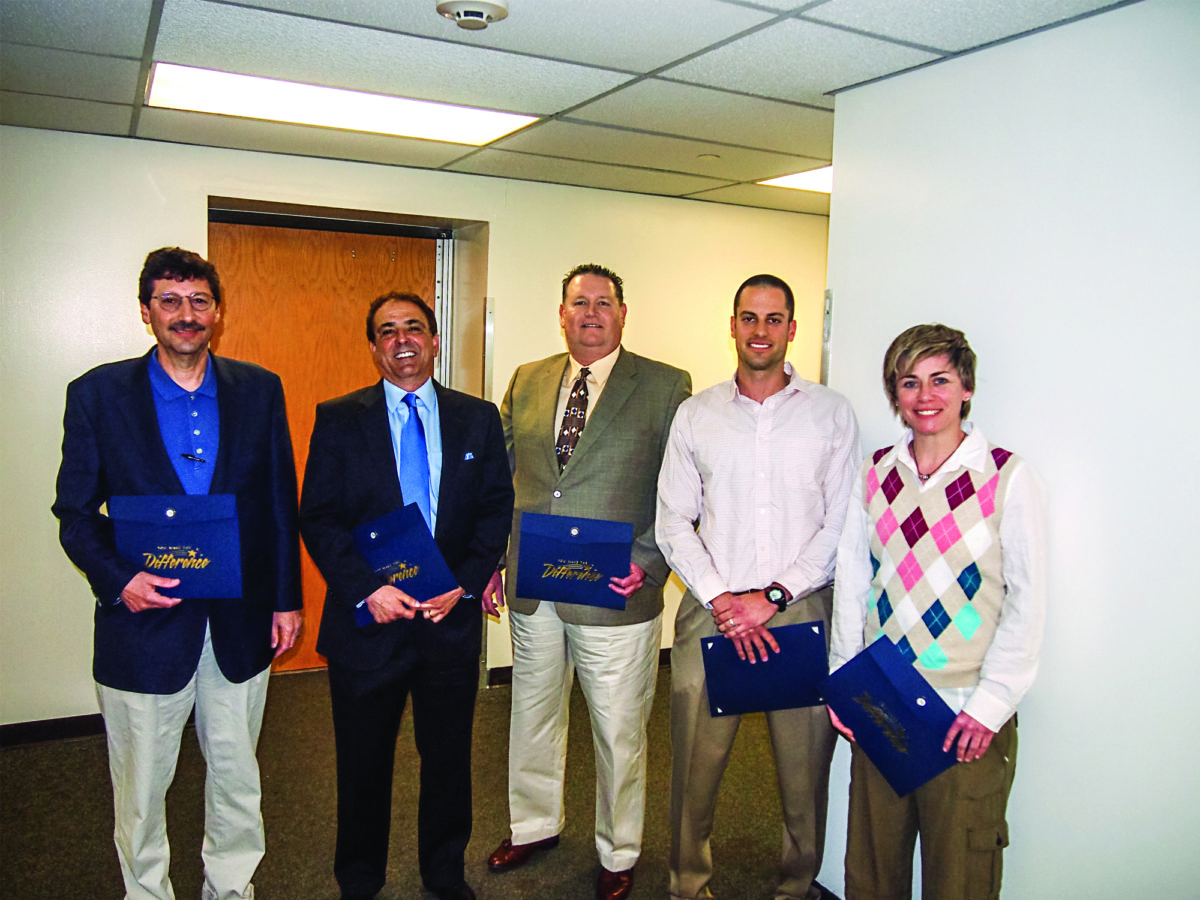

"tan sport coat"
[501,347,691,626]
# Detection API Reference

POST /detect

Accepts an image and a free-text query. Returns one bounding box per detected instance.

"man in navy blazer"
[300,292,514,900]
[53,247,302,900]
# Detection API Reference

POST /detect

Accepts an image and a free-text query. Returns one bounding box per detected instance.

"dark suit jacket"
[53,349,302,694]
[502,347,691,626]
[301,380,514,671]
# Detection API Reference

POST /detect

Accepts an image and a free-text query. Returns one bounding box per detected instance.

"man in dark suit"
[53,247,302,900]
[300,292,514,900]
[483,264,691,900]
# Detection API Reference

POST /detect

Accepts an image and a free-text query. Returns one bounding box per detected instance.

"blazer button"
[552,490,562,498]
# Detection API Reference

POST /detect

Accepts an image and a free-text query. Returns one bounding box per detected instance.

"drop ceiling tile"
[0,0,152,56]
[686,182,831,215]
[0,91,133,134]
[803,0,1125,54]
[665,17,939,107]
[445,148,732,196]
[137,107,475,168]
[238,0,777,73]
[155,0,628,114]
[0,45,142,104]
[492,119,826,182]
[571,79,834,158]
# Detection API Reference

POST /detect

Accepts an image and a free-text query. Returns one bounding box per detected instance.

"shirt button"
[191,411,198,418]
[552,490,562,498]
[193,429,201,436]
[196,448,204,455]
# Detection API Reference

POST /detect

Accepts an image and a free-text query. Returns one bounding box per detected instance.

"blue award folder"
[515,512,633,610]
[820,637,958,797]
[108,494,242,599]
[352,504,458,627]
[702,620,828,717]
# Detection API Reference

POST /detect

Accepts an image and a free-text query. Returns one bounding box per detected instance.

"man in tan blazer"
[483,263,690,900]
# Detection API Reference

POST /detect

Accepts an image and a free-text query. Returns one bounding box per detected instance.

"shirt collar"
[383,375,438,413]
[566,344,621,391]
[725,361,811,402]
[892,421,988,475]
[148,349,216,400]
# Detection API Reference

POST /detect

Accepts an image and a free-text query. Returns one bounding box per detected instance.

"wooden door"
[208,222,438,671]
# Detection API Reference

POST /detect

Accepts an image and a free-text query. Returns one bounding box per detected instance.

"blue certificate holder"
[352,504,458,627]
[108,494,242,599]
[702,620,828,717]
[515,512,633,610]
[820,637,959,797]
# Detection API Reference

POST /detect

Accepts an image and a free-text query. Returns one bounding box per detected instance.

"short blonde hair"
[882,324,976,420]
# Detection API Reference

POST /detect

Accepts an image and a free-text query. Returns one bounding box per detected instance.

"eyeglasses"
[153,292,215,312]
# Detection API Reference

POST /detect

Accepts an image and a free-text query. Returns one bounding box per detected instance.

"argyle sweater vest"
[864,443,1018,689]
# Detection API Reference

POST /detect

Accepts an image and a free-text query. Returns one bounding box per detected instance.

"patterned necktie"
[554,366,591,473]
[400,392,432,532]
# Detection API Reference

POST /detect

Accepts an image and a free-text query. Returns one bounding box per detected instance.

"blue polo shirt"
[148,350,219,496]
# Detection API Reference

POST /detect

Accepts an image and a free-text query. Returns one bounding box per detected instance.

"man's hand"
[828,705,856,742]
[711,590,777,639]
[482,569,505,616]
[364,584,422,624]
[609,562,646,598]
[729,624,781,663]
[943,711,995,763]
[419,587,465,624]
[271,610,302,658]
[120,572,182,612]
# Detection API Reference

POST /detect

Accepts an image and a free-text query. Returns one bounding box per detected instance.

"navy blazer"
[300,380,514,671]
[53,349,302,694]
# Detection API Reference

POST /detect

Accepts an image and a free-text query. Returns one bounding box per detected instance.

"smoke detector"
[437,0,508,30]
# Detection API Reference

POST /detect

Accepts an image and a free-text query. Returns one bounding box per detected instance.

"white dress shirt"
[554,344,621,427]
[830,424,1048,731]
[656,363,861,607]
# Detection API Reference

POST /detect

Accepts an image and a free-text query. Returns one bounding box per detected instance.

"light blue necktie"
[400,393,432,532]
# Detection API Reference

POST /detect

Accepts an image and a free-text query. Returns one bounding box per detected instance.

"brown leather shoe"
[595,867,634,900]
[486,835,560,873]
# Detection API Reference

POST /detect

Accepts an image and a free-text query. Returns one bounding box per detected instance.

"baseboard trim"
[0,713,105,748]
[485,647,671,689]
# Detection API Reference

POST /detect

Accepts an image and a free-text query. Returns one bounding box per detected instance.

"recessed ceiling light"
[758,166,833,194]
[146,62,537,146]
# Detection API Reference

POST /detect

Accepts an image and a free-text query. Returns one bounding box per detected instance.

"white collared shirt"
[656,362,861,607]
[830,424,1048,730]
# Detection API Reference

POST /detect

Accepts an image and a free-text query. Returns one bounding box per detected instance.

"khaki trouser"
[845,715,1018,900]
[668,587,837,900]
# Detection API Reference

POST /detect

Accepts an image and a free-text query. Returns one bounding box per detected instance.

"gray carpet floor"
[0,667,834,900]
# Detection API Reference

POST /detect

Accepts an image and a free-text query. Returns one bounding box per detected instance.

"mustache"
[169,322,205,333]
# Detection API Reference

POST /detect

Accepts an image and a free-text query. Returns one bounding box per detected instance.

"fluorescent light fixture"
[758,166,833,194]
[147,62,538,145]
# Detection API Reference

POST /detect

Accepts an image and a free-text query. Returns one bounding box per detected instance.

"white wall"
[825,0,1200,895]
[0,125,829,724]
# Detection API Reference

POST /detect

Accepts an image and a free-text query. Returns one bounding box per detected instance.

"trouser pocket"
[965,820,1009,899]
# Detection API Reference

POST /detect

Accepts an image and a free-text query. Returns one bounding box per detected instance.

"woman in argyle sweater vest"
[829,325,1047,900]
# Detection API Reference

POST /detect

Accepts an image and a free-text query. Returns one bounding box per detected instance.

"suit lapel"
[115,350,184,493]
[210,354,237,493]
[359,382,404,507]
[434,383,464,542]
[535,356,569,477]
[569,348,636,465]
